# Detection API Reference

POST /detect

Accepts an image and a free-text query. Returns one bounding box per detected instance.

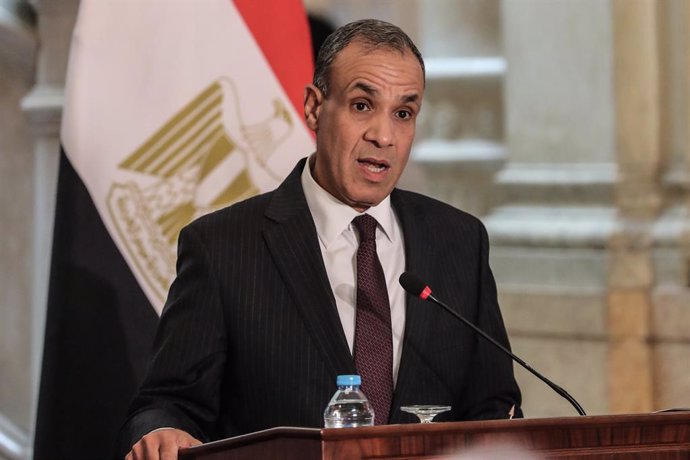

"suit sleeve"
[115,224,227,456]
[459,220,523,420]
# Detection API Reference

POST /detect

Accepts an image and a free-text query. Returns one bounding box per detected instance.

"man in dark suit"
[121,18,521,460]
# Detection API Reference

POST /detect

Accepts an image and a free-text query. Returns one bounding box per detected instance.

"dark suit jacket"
[117,158,521,454]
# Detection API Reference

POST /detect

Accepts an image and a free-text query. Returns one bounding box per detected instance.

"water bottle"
[323,375,375,428]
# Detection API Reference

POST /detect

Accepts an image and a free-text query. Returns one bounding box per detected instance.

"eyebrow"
[401,93,420,104]
[351,81,420,105]
[352,82,378,96]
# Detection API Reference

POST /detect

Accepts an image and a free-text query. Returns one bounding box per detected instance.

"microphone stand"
[426,292,586,416]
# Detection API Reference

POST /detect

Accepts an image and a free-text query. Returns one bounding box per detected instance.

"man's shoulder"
[184,190,275,235]
[184,158,307,234]
[393,188,482,226]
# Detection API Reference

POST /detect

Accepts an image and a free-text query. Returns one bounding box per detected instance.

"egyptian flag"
[33,1,314,458]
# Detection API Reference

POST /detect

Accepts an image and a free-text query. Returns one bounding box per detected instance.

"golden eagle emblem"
[106,78,293,309]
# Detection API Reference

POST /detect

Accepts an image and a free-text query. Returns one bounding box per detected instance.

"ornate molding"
[494,162,616,207]
[20,84,63,137]
[425,56,505,80]
[485,205,619,248]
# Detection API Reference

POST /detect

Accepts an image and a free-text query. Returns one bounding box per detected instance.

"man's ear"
[304,84,323,132]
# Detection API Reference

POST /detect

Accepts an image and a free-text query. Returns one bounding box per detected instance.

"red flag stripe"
[234,0,314,117]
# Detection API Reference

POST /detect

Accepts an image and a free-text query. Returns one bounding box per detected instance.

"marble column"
[0,1,37,458]
[487,0,617,417]
[407,0,506,217]
[649,0,690,412]
[16,0,79,458]
[607,0,661,414]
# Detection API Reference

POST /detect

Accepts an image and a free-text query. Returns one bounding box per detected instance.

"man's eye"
[397,110,412,120]
[353,102,369,111]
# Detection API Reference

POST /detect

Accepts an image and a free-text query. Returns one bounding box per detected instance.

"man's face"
[304,40,424,211]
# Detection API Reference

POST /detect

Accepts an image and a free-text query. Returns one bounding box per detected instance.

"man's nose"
[364,113,394,148]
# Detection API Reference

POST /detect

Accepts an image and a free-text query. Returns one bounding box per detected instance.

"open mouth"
[357,158,389,173]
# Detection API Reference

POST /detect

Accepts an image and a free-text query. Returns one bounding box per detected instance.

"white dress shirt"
[301,157,406,384]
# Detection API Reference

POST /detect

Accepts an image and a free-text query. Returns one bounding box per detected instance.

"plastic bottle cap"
[336,375,361,386]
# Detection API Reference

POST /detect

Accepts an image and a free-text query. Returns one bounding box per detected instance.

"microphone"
[399,272,587,416]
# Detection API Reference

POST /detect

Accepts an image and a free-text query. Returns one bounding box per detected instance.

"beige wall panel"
[491,247,609,290]
[653,342,690,410]
[501,0,615,164]
[653,286,690,341]
[511,336,608,417]
[500,289,607,337]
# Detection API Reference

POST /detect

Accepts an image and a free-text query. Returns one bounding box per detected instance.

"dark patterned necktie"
[352,214,393,425]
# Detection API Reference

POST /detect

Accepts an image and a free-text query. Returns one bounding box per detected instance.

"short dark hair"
[313,19,425,95]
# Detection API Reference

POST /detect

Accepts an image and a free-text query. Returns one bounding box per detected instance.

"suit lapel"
[263,171,441,418]
[263,159,355,379]
[389,190,438,421]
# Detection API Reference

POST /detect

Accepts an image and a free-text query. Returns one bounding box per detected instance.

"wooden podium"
[179,412,690,459]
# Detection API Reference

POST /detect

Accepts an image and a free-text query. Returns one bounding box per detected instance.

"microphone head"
[399,272,432,299]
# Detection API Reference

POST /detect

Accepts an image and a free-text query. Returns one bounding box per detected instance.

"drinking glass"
[400,405,451,423]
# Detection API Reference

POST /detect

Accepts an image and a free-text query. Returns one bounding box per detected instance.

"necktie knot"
[353,214,378,242]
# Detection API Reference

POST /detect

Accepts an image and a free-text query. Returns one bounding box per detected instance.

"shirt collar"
[301,155,397,249]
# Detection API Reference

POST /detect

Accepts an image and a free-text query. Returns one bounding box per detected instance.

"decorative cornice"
[494,162,617,207]
[20,84,63,136]
[412,138,506,170]
[485,205,619,248]
[425,56,506,80]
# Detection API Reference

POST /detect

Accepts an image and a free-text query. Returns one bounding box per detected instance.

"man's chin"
[346,195,388,212]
